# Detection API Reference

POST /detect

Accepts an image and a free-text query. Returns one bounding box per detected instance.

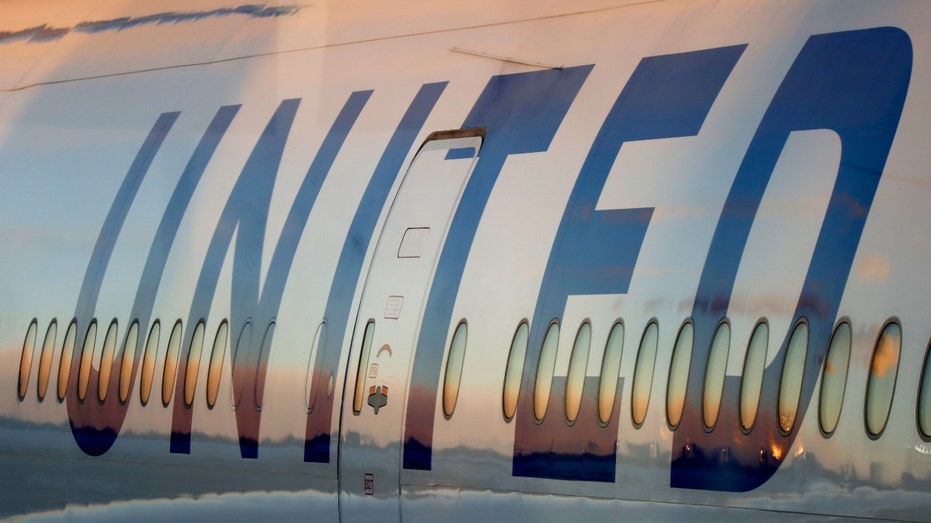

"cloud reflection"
[0,5,303,45]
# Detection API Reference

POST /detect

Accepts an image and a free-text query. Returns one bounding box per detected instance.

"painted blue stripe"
[74,112,180,323]
[260,91,373,317]
[68,111,179,456]
[170,92,372,454]
[128,106,239,454]
[169,99,301,457]
[445,147,475,160]
[671,27,912,492]
[402,66,593,471]
[513,45,745,482]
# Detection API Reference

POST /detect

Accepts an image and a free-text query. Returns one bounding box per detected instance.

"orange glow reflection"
[871,326,900,378]
[771,443,783,461]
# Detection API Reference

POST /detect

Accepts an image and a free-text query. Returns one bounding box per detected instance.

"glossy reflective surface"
[17,320,37,400]
[631,321,658,427]
[778,321,808,434]
[118,321,139,403]
[565,322,591,424]
[739,322,768,432]
[139,322,160,406]
[666,321,693,429]
[819,322,851,435]
[866,321,901,437]
[442,321,468,417]
[207,321,229,409]
[598,322,625,425]
[36,320,57,401]
[0,1,927,520]
[502,322,529,421]
[161,321,184,407]
[77,321,98,402]
[702,322,730,430]
[97,319,118,402]
[534,322,560,422]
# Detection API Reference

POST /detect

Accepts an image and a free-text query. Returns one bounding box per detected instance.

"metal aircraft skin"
[1,1,930,521]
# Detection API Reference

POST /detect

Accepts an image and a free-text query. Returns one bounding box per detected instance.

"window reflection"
[118,321,140,404]
[57,321,77,402]
[36,320,58,402]
[183,321,206,408]
[77,320,98,402]
[779,320,808,434]
[18,320,38,401]
[443,321,468,417]
[502,321,529,421]
[703,321,730,431]
[230,322,252,410]
[631,321,658,427]
[666,321,693,429]
[207,320,230,409]
[533,321,560,422]
[918,339,931,438]
[254,323,275,411]
[161,320,184,407]
[97,319,119,402]
[302,321,322,413]
[565,322,592,424]
[139,321,161,406]
[598,321,624,425]
[819,321,851,435]
[866,321,901,437]
[740,321,768,432]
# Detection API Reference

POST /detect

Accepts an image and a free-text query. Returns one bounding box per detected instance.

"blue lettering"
[67,111,181,456]
[304,83,447,462]
[169,98,300,457]
[170,91,372,457]
[512,45,745,482]
[402,66,593,471]
[672,27,912,492]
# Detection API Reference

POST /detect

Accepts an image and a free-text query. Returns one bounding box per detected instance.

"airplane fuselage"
[2,1,931,520]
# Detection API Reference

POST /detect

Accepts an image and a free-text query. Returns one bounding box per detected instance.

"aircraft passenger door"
[338,130,482,521]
